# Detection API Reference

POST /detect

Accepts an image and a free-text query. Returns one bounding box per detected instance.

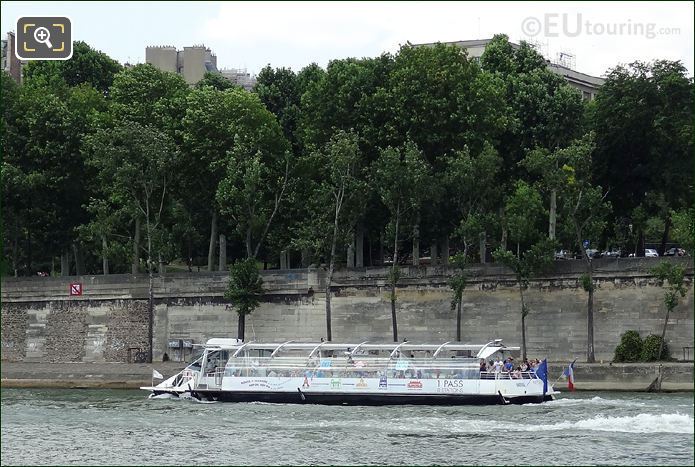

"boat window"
[218,350,483,380]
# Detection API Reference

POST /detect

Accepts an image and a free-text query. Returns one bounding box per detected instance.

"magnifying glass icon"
[33,27,53,49]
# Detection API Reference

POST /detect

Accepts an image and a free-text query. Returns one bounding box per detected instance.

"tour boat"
[142,338,557,405]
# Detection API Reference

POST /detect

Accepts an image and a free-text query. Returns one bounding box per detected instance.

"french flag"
[563,359,577,392]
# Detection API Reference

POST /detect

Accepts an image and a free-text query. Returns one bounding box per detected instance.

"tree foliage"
[613,330,643,362]
[225,258,264,341]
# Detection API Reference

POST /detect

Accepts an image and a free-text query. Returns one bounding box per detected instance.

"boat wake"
[148,393,178,400]
[147,393,217,404]
[531,413,694,434]
[542,396,647,408]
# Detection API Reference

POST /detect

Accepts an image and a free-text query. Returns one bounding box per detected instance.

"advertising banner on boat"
[214,376,545,396]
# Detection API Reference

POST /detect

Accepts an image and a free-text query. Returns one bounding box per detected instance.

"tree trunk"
[347,241,355,268]
[636,230,645,257]
[379,230,384,266]
[575,221,596,363]
[355,223,364,268]
[237,313,246,342]
[587,281,595,363]
[132,217,140,274]
[479,232,486,264]
[658,306,671,361]
[72,243,82,276]
[521,311,527,362]
[431,241,438,266]
[148,269,154,363]
[549,189,557,240]
[412,216,420,266]
[147,214,154,364]
[246,226,253,259]
[659,215,671,256]
[101,235,109,275]
[280,250,287,269]
[61,251,70,277]
[518,281,527,361]
[187,235,193,272]
[499,206,507,251]
[391,297,398,342]
[207,211,218,271]
[12,235,18,277]
[301,248,309,268]
[218,234,227,271]
[391,206,400,342]
[26,227,32,273]
[325,287,333,342]
[456,299,462,342]
[441,235,449,266]
[326,189,343,342]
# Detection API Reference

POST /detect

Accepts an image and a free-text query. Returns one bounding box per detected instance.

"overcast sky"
[2,1,693,77]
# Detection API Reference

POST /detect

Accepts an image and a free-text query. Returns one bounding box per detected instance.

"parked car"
[554,250,571,260]
[603,249,621,258]
[645,249,659,257]
[663,247,687,257]
[585,249,601,259]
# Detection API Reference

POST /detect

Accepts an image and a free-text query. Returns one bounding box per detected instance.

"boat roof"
[202,339,519,359]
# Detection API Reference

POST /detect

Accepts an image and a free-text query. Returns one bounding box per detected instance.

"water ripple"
[1,389,693,465]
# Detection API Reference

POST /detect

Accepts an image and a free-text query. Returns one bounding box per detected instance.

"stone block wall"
[1,257,693,363]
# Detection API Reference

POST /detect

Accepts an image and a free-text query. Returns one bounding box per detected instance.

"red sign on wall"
[69,283,82,296]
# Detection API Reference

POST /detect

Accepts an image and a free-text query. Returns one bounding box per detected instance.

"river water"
[1,389,692,465]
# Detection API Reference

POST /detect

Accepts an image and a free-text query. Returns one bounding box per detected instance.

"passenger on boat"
[479,359,487,372]
[504,357,514,373]
[493,357,504,379]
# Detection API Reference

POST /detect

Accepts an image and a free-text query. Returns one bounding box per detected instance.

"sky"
[1,1,693,77]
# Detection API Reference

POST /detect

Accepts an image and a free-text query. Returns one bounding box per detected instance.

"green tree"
[560,133,611,363]
[181,86,241,271]
[445,142,503,262]
[505,180,546,254]
[482,35,583,245]
[196,71,236,91]
[254,66,302,152]
[372,142,430,341]
[215,91,292,259]
[293,130,364,341]
[670,207,695,252]
[650,262,688,361]
[109,64,189,272]
[493,240,554,361]
[592,61,693,255]
[492,181,550,361]
[386,43,508,253]
[23,41,122,93]
[85,121,177,362]
[2,78,106,275]
[109,63,189,136]
[225,258,264,341]
[1,71,22,275]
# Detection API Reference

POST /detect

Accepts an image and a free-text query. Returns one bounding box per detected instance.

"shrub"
[640,334,670,362]
[613,330,643,362]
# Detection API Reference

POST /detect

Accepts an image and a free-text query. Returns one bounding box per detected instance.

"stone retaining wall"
[2,257,693,363]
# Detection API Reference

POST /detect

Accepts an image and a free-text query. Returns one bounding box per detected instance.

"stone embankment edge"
[1,363,692,392]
